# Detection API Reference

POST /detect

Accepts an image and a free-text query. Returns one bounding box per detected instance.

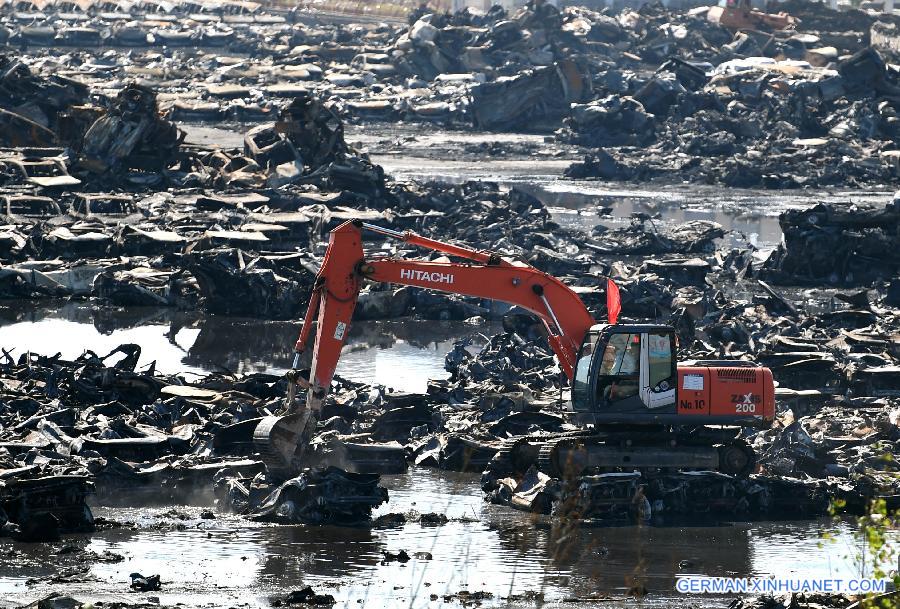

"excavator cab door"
[640,332,677,410]
[571,326,677,415]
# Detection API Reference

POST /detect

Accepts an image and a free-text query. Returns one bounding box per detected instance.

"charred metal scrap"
[77,83,184,175]
[563,46,900,188]
[244,92,386,194]
[0,90,582,320]
[0,475,94,542]
[247,467,387,525]
[761,199,900,287]
[0,55,89,147]
[0,344,397,529]
[0,0,895,187]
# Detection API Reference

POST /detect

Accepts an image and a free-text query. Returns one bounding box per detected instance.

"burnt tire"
[718,439,756,478]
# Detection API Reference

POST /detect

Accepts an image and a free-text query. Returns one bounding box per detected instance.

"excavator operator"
[597,333,641,403]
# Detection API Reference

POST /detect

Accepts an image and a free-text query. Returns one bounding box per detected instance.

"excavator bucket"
[251,223,366,481]
[253,409,319,483]
[253,370,319,482]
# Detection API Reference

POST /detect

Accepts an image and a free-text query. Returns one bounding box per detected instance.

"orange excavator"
[255,220,775,481]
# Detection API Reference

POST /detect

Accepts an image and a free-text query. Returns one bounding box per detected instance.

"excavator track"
[487,435,544,476]
[537,441,558,478]
[486,438,522,479]
[483,429,599,483]
[538,434,606,479]
[530,429,757,480]
[716,438,756,478]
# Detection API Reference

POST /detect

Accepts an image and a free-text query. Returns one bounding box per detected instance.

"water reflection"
[540,184,888,247]
[0,301,496,392]
[535,521,754,596]
[0,469,873,609]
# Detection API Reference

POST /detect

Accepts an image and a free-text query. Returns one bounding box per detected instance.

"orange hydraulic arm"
[293,220,597,411]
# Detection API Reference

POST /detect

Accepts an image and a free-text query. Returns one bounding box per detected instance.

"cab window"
[597,332,641,403]
[599,333,641,376]
[648,332,675,392]
[572,334,598,410]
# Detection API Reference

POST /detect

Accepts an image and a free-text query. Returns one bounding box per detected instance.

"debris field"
[0,0,899,608]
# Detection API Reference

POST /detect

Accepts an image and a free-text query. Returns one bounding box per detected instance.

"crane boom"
[294,220,597,411]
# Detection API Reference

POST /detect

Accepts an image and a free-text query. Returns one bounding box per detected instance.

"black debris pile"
[244,93,386,195]
[77,83,185,176]
[187,249,317,319]
[0,55,89,147]
[872,20,900,62]
[0,156,590,319]
[390,1,583,82]
[0,344,396,530]
[761,200,900,286]
[446,332,556,386]
[591,218,725,255]
[469,60,592,130]
[273,586,336,607]
[753,402,900,490]
[129,572,161,592]
[560,95,657,150]
[248,467,388,525]
[563,47,900,188]
[0,1,895,189]
[15,595,96,609]
[483,468,851,521]
[730,593,880,609]
[0,476,94,542]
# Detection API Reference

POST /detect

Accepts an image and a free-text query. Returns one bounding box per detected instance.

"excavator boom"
[296,220,596,410]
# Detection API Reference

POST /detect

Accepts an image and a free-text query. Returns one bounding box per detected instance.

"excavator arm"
[294,220,597,411]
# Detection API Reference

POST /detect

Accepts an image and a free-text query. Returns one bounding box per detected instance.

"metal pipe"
[361,221,494,264]
[361,222,405,239]
[538,292,564,337]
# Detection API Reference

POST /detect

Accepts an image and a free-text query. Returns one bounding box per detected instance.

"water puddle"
[531,183,890,248]
[0,468,881,609]
[0,302,497,393]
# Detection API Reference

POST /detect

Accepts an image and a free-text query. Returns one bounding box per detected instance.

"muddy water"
[182,122,891,250]
[0,467,874,609]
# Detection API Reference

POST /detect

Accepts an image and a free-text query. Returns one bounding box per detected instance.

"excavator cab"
[572,324,678,419]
